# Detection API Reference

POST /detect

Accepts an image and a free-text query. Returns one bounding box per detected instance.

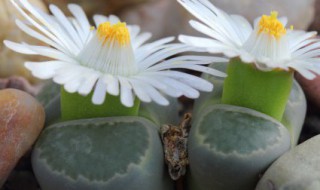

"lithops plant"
[187,63,306,190]
[177,0,317,189]
[195,63,306,145]
[36,82,61,125]
[32,117,173,190]
[188,104,291,190]
[34,82,181,190]
[34,81,180,189]
[4,0,227,189]
[281,80,306,146]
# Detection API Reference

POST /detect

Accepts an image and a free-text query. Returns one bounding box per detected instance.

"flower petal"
[129,80,152,103]
[25,61,65,79]
[93,14,108,26]
[92,78,107,105]
[78,72,100,95]
[119,78,134,107]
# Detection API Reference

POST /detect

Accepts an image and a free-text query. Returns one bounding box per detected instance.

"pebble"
[0,76,43,96]
[296,74,320,109]
[0,89,45,187]
[256,135,320,190]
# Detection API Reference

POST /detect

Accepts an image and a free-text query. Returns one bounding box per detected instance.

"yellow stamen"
[258,11,286,39]
[290,25,294,30]
[97,22,130,46]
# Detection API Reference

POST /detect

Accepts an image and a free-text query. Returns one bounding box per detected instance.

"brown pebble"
[0,89,45,187]
[296,74,320,109]
[0,76,43,96]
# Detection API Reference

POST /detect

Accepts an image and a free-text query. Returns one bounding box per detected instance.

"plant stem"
[222,58,293,121]
[60,87,140,121]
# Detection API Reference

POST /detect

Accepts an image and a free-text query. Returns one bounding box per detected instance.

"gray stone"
[256,135,320,190]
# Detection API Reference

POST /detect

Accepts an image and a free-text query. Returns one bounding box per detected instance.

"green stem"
[60,87,140,121]
[222,58,293,121]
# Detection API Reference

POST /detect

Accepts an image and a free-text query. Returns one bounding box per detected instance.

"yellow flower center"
[97,22,130,46]
[258,11,286,39]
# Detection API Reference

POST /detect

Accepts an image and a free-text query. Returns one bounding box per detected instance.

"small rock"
[296,74,320,110]
[0,89,45,187]
[0,76,43,96]
[256,135,320,190]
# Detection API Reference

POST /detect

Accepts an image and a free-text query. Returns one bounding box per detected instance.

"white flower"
[4,0,227,107]
[178,0,320,80]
